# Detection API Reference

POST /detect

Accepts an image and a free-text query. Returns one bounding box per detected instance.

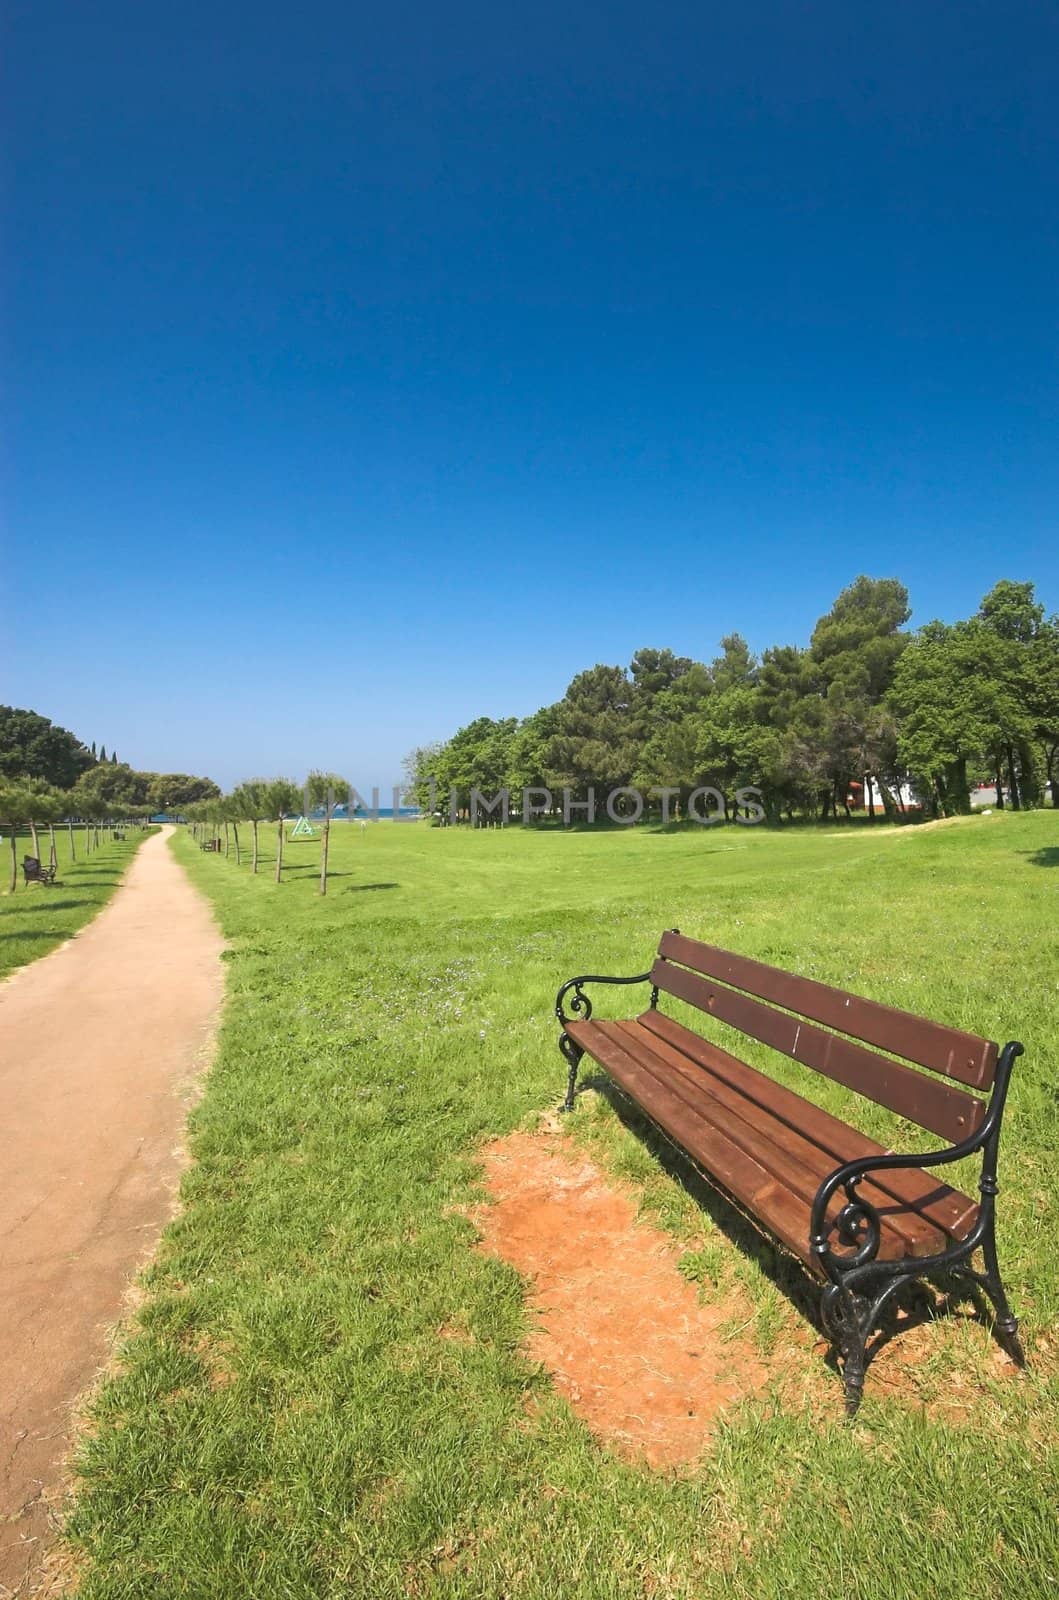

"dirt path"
[0,828,224,1594]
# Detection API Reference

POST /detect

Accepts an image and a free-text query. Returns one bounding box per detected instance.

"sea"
[309,806,420,821]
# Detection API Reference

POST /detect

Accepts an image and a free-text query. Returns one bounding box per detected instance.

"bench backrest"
[23,856,42,875]
[651,931,996,1142]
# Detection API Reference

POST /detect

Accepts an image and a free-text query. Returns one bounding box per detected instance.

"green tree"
[427,719,518,819]
[231,779,283,874]
[71,763,149,813]
[629,648,696,750]
[710,633,757,693]
[146,773,221,811]
[505,707,560,813]
[402,742,445,812]
[545,665,637,804]
[977,580,1047,807]
[1027,617,1059,805]
[633,663,712,816]
[809,577,912,818]
[21,780,65,864]
[890,619,1031,815]
[697,687,769,811]
[0,780,33,890]
[306,772,350,895]
[265,779,302,881]
[219,792,243,865]
[0,707,96,788]
[978,579,1044,643]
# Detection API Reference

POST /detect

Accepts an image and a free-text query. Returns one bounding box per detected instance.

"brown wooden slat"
[566,1020,823,1264]
[638,1010,977,1239]
[657,931,997,1090]
[611,1022,948,1258]
[651,958,985,1144]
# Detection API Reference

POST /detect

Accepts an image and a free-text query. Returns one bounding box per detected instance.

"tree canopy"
[0,706,219,809]
[408,576,1059,821]
[0,707,95,788]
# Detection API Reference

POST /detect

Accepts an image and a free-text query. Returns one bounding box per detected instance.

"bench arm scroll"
[810,1039,1024,1279]
[555,970,655,1029]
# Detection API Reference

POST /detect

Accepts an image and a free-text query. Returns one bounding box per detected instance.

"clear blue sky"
[4,1,1057,790]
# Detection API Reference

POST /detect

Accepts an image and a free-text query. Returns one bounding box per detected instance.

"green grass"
[67,812,1059,1598]
[0,825,154,981]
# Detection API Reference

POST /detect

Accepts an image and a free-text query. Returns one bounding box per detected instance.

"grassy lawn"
[68,813,1058,1598]
[0,826,154,981]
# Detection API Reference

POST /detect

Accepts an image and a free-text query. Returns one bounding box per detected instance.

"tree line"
[0,706,221,890]
[185,773,350,894]
[404,577,1059,823]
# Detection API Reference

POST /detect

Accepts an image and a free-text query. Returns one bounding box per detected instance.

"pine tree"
[99,745,107,762]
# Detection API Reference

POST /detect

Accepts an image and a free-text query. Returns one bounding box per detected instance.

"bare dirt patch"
[475,1129,1031,1454]
[475,1130,776,1466]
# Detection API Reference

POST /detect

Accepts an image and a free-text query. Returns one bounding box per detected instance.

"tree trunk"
[320,815,330,895]
[48,823,58,870]
[233,823,241,865]
[951,756,970,815]
[29,820,40,859]
[9,828,17,891]
[224,821,230,858]
[994,765,1004,809]
[1017,742,1040,807]
[875,781,898,823]
[1006,743,1021,810]
[68,817,75,861]
[275,819,284,883]
[866,775,875,821]
[251,819,259,873]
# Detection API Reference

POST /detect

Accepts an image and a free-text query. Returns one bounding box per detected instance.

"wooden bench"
[22,856,57,886]
[199,839,221,853]
[556,929,1024,1413]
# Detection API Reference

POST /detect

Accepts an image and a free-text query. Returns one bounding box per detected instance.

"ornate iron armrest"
[810,1040,1023,1276]
[555,970,655,1028]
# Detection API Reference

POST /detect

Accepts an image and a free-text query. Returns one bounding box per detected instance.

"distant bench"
[199,839,221,853]
[556,929,1024,1413]
[22,856,57,886]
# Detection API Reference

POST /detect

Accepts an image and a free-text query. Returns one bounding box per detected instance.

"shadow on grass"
[40,877,123,889]
[579,1072,1019,1394]
[280,866,357,879]
[1022,848,1059,868]
[0,929,74,943]
[5,898,89,914]
[342,882,399,894]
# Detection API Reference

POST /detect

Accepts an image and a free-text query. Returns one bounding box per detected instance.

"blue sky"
[5,1,1058,790]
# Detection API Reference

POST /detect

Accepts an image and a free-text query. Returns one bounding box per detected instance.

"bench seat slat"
[565,1019,827,1264]
[611,1023,952,1257]
[638,1011,978,1240]
[651,957,985,1145]
[658,932,997,1090]
[567,1019,976,1269]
